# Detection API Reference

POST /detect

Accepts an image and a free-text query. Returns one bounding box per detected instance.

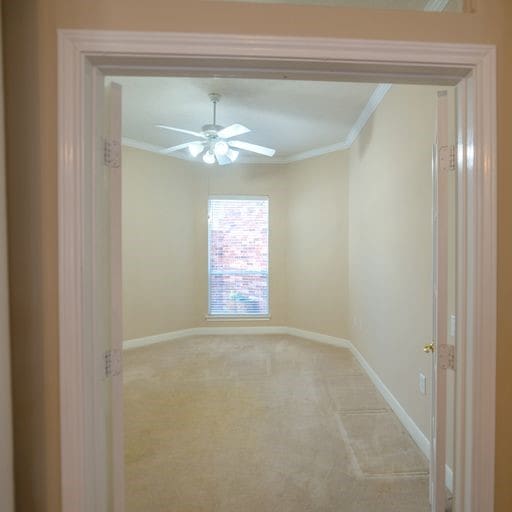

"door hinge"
[439,344,456,370]
[440,144,457,172]
[104,138,121,168]
[104,349,122,378]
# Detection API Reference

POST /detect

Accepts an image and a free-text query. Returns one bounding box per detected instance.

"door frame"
[57,29,496,512]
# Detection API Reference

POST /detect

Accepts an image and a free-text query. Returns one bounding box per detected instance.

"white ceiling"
[116,76,389,164]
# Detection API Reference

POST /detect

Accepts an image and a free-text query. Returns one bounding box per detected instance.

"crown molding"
[122,83,392,165]
[343,83,392,148]
[122,137,167,155]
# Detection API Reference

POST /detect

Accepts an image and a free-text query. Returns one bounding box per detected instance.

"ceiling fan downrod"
[209,93,221,128]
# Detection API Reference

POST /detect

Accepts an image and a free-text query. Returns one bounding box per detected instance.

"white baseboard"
[314,334,453,493]
[285,327,351,349]
[123,328,199,350]
[193,325,288,336]
[123,325,452,490]
[347,342,430,458]
[123,326,289,350]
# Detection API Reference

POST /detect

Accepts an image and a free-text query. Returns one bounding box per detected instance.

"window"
[208,197,269,317]
[207,0,463,13]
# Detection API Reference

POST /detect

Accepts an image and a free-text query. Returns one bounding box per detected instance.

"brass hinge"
[104,138,121,168]
[440,145,457,172]
[439,344,456,370]
[104,349,122,378]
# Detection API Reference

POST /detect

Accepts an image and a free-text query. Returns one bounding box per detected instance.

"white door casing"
[0,17,14,512]
[90,74,125,512]
[57,31,497,512]
[430,90,450,511]
[106,81,125,512]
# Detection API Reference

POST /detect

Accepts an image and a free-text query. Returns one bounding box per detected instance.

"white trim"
[124,326,288,349]
[122,326,453,490]
[346,340,429,459]
[343,84,392,147]
[424,0,450,12]
[0,17,14,512]
[282,140,350,163]
[122,137,167,155]
[205,315,271,321]
[58,30,88,511]
[285,327,351,349]
[58,30,496,512]
[195,325,286,336]
[288,329,454,491]
[124,328,200,349]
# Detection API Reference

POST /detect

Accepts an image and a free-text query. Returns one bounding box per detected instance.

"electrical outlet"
[419,373,427,395]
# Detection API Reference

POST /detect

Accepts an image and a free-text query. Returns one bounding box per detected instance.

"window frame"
[207,194,271,320]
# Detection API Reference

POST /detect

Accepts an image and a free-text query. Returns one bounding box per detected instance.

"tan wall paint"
[122,147,198,339]
[348,84,437,437]
[2,0,511,510]
[0,12,14,512]
[123,148,291,334]
[286,152,350,338]
[123,147,349,337]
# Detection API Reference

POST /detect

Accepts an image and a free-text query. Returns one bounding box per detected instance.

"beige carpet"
[124,334,430,511]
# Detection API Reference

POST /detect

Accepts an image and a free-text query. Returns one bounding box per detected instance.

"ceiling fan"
[156,93,276,165]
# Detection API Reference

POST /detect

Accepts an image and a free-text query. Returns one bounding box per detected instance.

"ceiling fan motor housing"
[202,124,224,137]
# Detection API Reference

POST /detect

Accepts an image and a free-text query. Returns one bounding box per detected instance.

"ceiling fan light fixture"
[188,142,204,158]
[157,92,275,165]
[214,140,229,157]
[203,151,216,164]
[227,149,239,162]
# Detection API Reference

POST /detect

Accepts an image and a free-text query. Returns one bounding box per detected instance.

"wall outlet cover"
[419,372,427,395]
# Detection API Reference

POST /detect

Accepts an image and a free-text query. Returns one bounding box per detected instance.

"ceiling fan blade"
[156,124,206,138]
[160,141,204,154]
[217,123,251,139]
[229,140,276,157]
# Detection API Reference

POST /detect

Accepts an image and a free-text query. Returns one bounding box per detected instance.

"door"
[92,74,124,512]
[428,89,455,512]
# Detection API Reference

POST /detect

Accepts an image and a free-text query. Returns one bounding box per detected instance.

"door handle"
[424,342,435,354]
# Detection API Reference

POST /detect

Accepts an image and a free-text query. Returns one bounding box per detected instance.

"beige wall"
[0,13,14,512]
[348,84,437,437]
[3,1,511,510]
[122,147,198,339]
[286,152,350,338]
[123,148,348,335]
[123,148,291,336]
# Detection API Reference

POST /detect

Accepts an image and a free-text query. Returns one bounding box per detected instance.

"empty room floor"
[124,335,430,512]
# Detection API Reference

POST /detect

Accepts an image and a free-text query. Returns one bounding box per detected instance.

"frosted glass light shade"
[227,149,239,162]
[214,140,229,156]
[203,151,215,164]
[189,143,204,157]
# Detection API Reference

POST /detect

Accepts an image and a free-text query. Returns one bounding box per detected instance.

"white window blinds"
[208,197,269,316]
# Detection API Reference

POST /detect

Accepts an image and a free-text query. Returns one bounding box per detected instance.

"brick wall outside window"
[208,197,269,315]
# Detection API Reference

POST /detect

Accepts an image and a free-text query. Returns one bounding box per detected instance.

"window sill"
[205,315,271,322]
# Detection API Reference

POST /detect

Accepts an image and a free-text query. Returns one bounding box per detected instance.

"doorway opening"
[116,75,454,511]
[56,31,496,510]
